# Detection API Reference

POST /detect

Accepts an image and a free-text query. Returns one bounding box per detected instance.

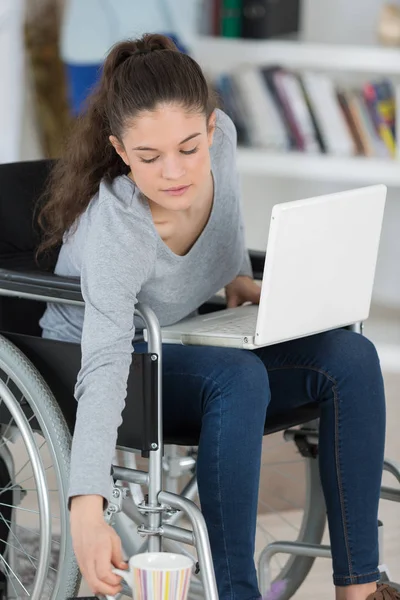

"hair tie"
[134,49,152,57]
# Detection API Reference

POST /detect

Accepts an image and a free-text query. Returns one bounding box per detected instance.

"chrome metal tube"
[162,524,195,546]
[166,475,198,527]
[383,458,400,484]
[111,466,149,487]
[258,541,331,593]
[0,289,84,306]
[380,486,400,502]
[136,303,163,552]
[159,491,218,600]
[347,321,363,334]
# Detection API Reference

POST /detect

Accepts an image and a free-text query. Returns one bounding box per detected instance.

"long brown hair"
[37,33,216,257]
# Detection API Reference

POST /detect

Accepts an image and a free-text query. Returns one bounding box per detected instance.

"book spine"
[363,82,395,157]
[337,91,364,156]
[242,0,269,38]
[301,72,355,156]
[232,65,289,150]
[374,81,396,136]
[214,74,250,144]
[212,0,222,35]
[242,0,300,39]
[261,66,296,149]
[346,91,374,157]
[221,0,242,37]
[297,75,326,153]
[355,91,383,157]
[272,71,305,150]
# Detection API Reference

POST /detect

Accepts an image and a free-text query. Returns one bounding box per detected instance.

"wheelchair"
[0,159,398,599]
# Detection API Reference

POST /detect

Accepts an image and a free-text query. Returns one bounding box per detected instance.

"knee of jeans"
[223,350,271,410]
[328,329,382,384]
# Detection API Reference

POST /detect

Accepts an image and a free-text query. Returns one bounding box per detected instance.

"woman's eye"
[181,147,199,155]
[140,156,159,164]
[140,147,198,163]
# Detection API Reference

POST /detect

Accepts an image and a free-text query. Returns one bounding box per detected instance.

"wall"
[60,0,200,63]
[0,0,25,163]
[301,0,384,46]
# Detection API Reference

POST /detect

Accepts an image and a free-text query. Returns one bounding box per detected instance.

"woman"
[38,34,397,600]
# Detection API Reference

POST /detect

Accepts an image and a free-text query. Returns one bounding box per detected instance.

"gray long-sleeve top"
[39,109,252,504]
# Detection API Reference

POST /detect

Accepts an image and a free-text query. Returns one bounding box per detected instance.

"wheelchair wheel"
[0,334,80,599]
[256,427,326,599]
[0,455,12,598]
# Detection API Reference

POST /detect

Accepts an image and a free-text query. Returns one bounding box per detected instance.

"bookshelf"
[192,37,400,77]
[236,149,400,186]
[191,36,400,366]
[191,36,400,185]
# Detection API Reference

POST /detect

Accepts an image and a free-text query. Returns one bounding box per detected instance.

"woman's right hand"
[70,494,128,596]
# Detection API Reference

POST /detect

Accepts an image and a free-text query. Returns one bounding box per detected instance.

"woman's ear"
[109,135,130,166]
[207,111,217,147]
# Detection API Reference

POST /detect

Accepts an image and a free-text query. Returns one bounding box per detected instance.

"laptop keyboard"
[193,311,257,335]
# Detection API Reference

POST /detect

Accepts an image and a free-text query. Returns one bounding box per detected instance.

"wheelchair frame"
[0,270,219,599]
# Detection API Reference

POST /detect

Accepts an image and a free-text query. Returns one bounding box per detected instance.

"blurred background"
[2,1,399,597]
[3,0,400,341]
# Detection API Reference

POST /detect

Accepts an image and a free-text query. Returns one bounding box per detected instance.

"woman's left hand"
[225,276,261,308]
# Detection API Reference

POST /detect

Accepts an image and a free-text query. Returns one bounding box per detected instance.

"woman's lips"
[162,185,191,196]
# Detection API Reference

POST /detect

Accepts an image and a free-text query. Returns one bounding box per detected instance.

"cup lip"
[129,552,194,571]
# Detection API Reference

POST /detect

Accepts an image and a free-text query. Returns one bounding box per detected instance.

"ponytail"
[37,33,216,257]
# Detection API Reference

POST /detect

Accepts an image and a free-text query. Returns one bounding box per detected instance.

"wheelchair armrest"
[0,249,264,308]
[0,268,84,304]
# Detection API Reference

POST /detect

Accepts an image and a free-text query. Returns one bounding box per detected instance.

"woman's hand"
[70,495,128,596]
[225,276,261,308]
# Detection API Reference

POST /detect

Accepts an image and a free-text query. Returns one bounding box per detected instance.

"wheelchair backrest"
[0,160,59,336]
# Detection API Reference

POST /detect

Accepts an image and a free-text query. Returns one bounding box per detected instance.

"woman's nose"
[161,155,186,180]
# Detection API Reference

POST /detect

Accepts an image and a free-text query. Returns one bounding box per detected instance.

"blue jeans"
[136,328,385,600]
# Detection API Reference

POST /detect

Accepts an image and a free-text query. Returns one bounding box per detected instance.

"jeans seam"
[335,569,380,579]
[167,371,234,597]
[267,364,354,580]
[216,387,234,599]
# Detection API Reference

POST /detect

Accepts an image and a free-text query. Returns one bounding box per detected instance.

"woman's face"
[110,104,216,212]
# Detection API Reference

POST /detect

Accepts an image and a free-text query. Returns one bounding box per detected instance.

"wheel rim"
[0,357,69,599]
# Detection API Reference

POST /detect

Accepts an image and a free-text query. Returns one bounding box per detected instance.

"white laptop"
[156,185,387,350]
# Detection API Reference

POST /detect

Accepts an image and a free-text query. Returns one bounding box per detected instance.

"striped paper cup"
[108,552,194,600]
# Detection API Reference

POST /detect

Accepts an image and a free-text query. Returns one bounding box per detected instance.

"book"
[337,90,365,156]
[198,0,216,35]
[213,0,222,35]
[344,90,375,157]
[274,70,321,153]
[214,73,250,144]
[261,66,302,150]
[241,0,300,39]
[363,82,395,157]
[374,80,396,136]
[301,72,356,156]
[356,90,389,158]
[232,64,289,150]
[297,76,327,153]
[221,0,242,37]
[261,66,297,150]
